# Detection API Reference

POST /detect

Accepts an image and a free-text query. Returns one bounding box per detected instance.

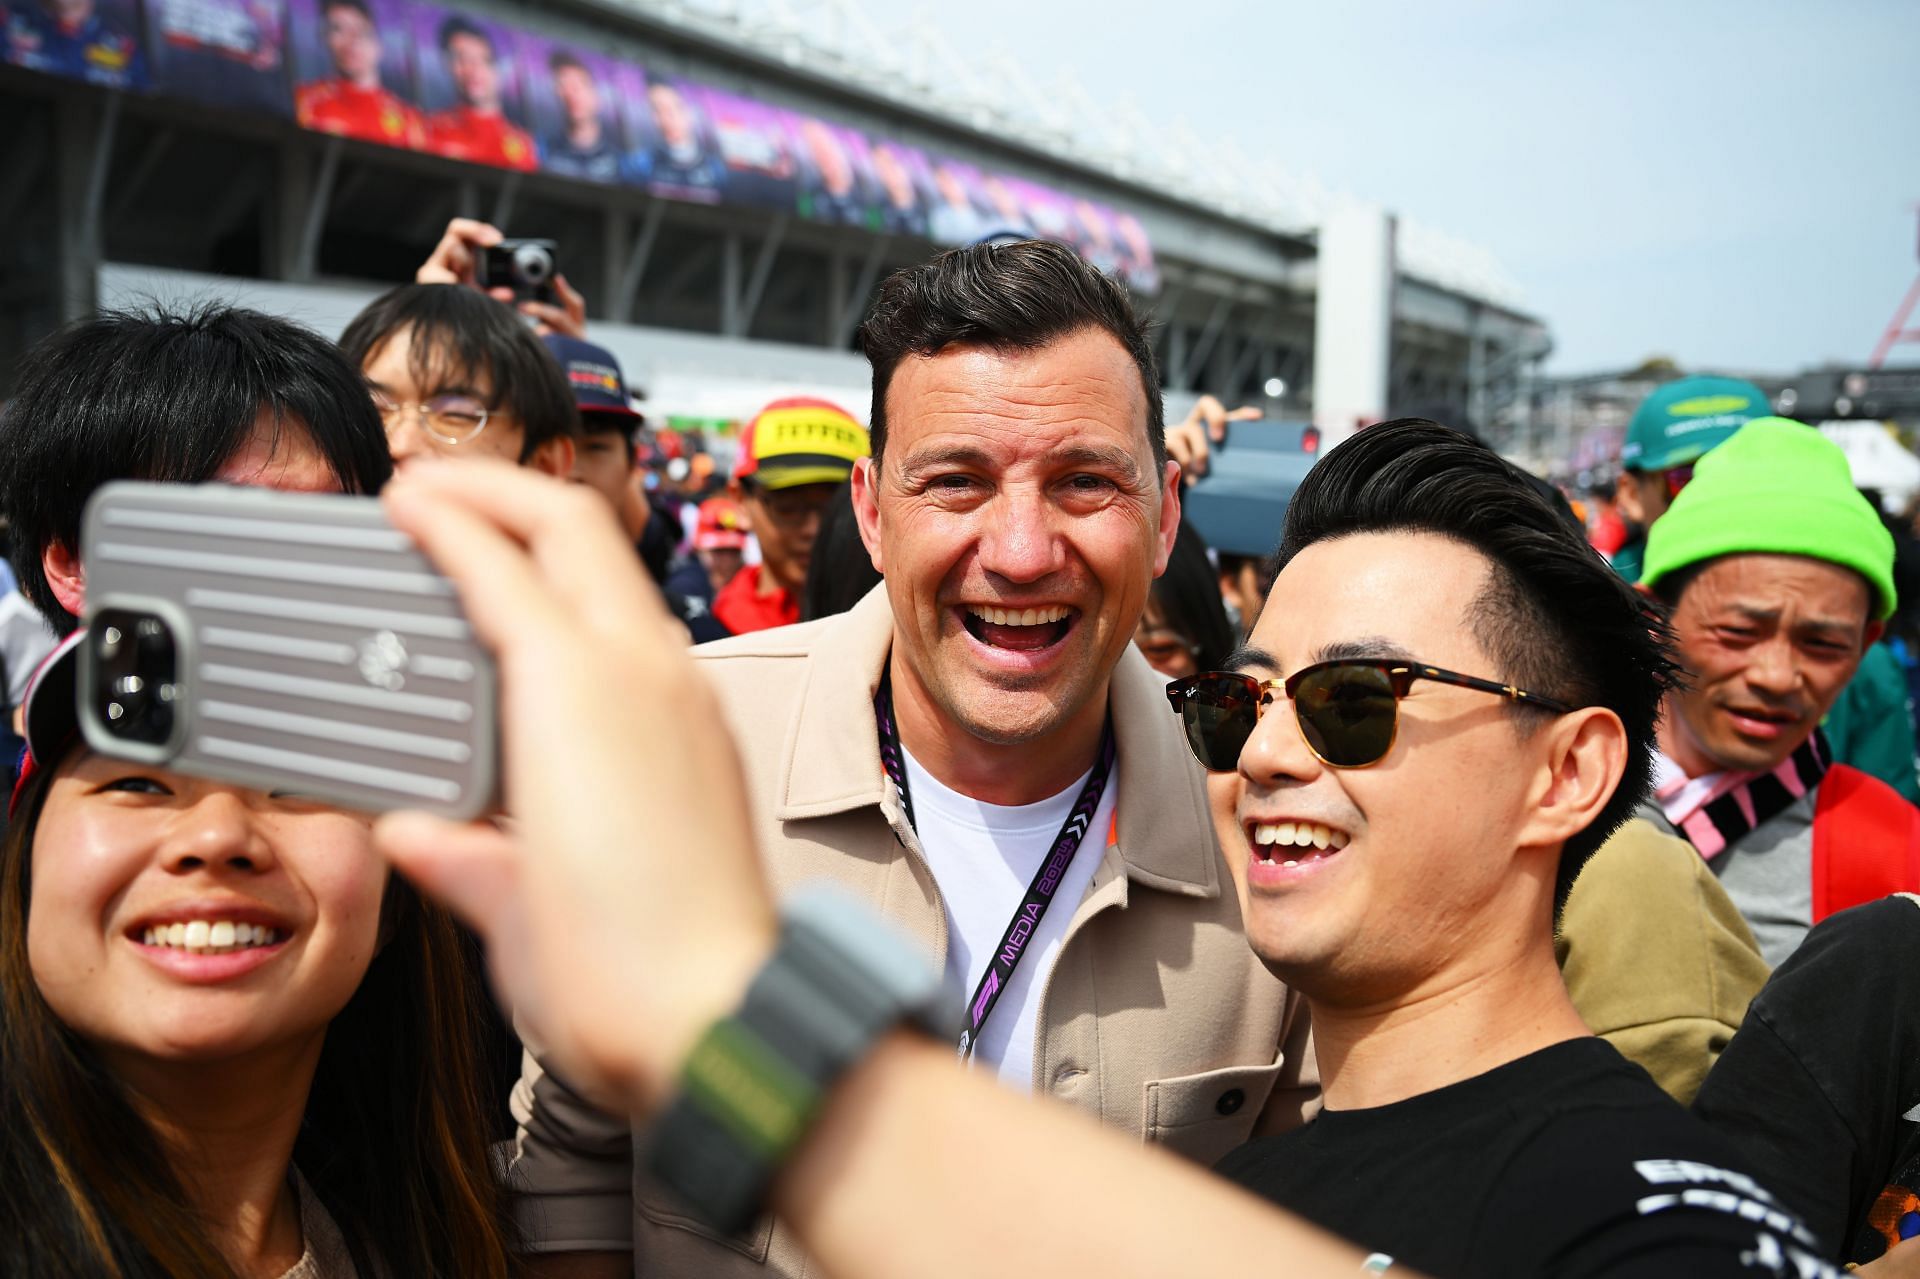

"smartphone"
[477,237,559,305]
[77,481,498,820]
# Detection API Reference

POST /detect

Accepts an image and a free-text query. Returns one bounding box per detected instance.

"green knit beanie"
[1643,416,1896,620]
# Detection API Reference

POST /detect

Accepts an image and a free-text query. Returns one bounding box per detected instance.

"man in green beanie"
[1609,375,1771,584]
[1630,416,1919,966]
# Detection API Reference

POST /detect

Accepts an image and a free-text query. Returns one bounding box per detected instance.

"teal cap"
[1642,417,1896,620]
[1620,375,1771,473]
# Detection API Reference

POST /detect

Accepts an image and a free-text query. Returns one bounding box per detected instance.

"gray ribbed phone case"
[78,481,498,819]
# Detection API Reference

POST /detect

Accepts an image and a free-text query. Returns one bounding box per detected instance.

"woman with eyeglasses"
[0,636,513,1278]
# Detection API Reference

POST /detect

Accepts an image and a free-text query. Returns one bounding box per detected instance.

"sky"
[838,0,1919,375]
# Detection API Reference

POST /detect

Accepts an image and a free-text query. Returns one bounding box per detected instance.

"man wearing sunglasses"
[507,239,1309,1279]
[1609,375,1770,585]
[1169,421,1839,1276]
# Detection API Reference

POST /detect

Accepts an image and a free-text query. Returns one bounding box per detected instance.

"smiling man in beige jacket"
[506,240,1312,1278]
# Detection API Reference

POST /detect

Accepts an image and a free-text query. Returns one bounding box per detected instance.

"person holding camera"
[414,217,589,340]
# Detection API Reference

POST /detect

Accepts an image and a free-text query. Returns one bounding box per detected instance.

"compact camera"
[478,237,559,304]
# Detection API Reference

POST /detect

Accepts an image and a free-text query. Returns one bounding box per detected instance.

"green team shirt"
[1610,537,1645,585]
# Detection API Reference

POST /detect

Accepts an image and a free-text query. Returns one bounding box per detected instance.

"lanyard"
[875,671,1117,1062]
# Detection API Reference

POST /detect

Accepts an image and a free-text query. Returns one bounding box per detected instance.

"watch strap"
[643,888,947,1235]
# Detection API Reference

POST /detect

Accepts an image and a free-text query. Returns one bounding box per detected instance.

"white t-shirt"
[901,745,1118,1092]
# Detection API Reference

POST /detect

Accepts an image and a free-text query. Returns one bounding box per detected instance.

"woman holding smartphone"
[0,634,513,1278]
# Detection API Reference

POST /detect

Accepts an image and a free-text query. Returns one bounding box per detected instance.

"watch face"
[785,885,957,1036]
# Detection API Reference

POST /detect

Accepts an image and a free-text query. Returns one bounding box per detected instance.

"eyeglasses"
[749,484,835,527]
[1661,464,1695,499]
[368,387,493,445]
[1134,622,1198,675]
[1164,659,1575,772]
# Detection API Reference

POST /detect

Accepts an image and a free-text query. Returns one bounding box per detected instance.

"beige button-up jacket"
[509,587,1312,1276]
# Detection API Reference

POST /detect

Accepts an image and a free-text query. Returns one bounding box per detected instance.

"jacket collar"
[775,585,1220,898]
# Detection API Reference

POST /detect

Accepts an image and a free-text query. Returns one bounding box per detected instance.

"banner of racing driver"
[0,0,1159,289]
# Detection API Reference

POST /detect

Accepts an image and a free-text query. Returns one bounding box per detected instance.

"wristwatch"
[642,887,953,1235]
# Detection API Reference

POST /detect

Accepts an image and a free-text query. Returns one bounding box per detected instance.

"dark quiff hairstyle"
[1273,419,1679,911]
[0,304,393,637]
[339,283,579,462]
[856,238,1164,470]
[0,757,516,1277]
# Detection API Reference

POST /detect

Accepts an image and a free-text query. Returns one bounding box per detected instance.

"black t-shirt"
[1215,1037,1841,1278]
[1694,895,1920,1265]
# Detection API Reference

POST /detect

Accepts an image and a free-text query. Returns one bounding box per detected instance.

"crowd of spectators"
[0,224,1915,1279]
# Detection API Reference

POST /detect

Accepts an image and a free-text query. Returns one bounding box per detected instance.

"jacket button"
[1215,1088,1245,1116]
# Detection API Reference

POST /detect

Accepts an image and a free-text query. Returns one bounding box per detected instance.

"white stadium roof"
[596,0,1527,310]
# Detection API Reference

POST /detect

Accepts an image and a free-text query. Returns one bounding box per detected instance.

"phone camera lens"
[93,609,179,747]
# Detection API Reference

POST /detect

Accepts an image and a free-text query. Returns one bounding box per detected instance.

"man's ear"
[43,541,85,621]
[850,456,884,575]
[527,434,576,478]
[1614,471,1646,525]
[1153,460,1182,578]
[1516,706,1628,854]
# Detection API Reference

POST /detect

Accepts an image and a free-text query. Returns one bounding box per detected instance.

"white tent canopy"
[1817,420,1920,514]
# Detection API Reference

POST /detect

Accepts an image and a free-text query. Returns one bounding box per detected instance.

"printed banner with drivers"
[0,0,1158,290]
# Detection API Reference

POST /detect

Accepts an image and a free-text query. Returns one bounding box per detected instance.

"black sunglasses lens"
[1177,675,1259,772]
[1293,664,1398,767]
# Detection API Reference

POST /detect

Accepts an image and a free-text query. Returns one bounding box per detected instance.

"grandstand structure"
[0,0,1550,431]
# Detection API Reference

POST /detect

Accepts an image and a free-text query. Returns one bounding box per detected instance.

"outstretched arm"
[372,459,1398,1279]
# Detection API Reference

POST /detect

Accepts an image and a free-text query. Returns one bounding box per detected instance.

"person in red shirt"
[293,0,423,149]
[422,16,535,172]
[1585,478,1629,557]
[714,397,869,635]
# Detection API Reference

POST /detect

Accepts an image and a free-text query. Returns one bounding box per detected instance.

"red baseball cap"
[693,497,749,550]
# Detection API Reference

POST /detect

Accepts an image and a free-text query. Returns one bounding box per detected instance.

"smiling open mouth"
[961,605,1076,652]
[1248,820,1351,868]
[135,919,287,955]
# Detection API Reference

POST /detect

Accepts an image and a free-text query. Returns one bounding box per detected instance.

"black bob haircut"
[0,303,393,636]
[338,283,578,462]
[1153,519,1237,673]
[856,238,1164,472]
[1272,419,1679,912]
[437,14,490,52]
